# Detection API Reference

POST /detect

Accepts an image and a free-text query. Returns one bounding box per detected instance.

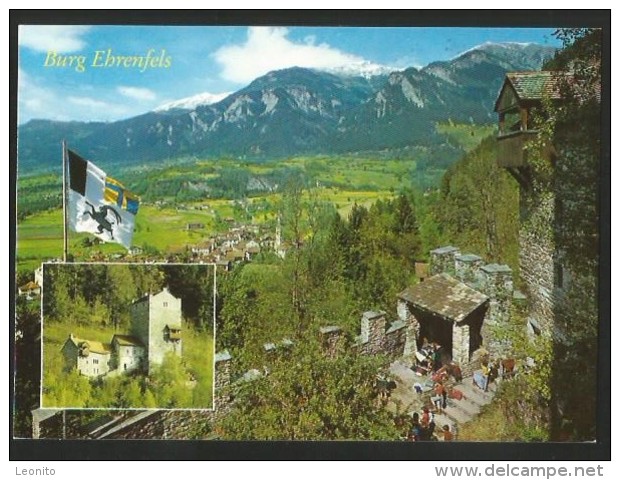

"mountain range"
[17,42,556,172]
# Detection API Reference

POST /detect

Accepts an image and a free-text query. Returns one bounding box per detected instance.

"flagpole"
[62,140,68,262]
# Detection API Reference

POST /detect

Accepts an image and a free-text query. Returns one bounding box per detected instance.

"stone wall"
[360,311,387,355]
[145,288,183,368]
[319,326,344,358]
[355,310,408,358]
[452,323,470,367]
[100,410,218,440]
[99,411,168,440]
[383,321,407,356]
[519,191,556,336]
[479,263,513,355]
[214,350,232,390]
[454,254,483,285]
[129,296,150,356]
[101,401,229,440]
[32,410,64,439]
[397,299,420,357]
[430,246,460,276]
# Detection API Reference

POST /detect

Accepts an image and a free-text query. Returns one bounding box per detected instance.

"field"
[16,159,406,271]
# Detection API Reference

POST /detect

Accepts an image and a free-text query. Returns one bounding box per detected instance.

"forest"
[214,136,522,439]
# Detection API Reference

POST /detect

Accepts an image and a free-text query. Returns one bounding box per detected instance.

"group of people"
[413,340,464,382]
[413,340,443,375]
[407,407,454,441]
[472,356,516,391]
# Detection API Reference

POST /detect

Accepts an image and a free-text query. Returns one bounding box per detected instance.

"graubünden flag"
[67,149,139,249]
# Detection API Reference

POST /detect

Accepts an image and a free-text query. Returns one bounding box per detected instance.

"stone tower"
[494,71,563,337]
[494,64,601,440]
[130,287,182,373]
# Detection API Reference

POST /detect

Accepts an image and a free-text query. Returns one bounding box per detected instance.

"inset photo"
[41,263,215,410]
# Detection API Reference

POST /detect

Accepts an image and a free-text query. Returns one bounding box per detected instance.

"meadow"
[16,158,405,270]
[16,122,493,272]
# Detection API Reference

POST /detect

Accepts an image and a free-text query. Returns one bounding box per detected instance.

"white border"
[38,261,217,412]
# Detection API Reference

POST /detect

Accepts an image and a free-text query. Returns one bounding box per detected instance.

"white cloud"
[18,69,134,123]
[17,68,67,122]
[19,26,91,53]
[117,86,157,101]
[213,27,386,84]
[68,96,111,109]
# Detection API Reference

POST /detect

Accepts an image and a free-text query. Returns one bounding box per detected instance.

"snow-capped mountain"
[154,92,232,112]
[324,61,394,79]
[451,41,535,60]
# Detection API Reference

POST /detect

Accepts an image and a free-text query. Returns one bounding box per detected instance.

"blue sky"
[18,25,561,124]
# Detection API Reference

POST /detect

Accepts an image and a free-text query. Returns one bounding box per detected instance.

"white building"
[61,334,113,378]
[129,287,183,374]
[60,287,182,378]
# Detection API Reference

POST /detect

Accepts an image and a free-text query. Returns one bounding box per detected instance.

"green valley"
[16,122,494,271]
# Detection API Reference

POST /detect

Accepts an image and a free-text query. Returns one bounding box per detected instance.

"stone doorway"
[415,309,454,366]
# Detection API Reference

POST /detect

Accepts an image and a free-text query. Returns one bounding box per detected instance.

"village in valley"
[14,25,603,446]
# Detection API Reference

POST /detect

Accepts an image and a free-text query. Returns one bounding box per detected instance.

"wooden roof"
[65,335,112,355]
[19,281,40,291]
[398,273,488,323]
[494,71,565,112]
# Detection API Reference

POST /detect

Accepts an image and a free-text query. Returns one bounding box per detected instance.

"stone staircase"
[387,359,499,437]
[433,379,497,435]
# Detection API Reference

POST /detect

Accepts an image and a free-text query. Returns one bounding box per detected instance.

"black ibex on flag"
[83,201,122,239]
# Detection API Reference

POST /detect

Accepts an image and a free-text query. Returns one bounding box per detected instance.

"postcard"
[11,13,608,459]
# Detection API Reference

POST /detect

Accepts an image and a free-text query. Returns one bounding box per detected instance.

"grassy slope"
[42,321,214,409]
[436,122,496,152]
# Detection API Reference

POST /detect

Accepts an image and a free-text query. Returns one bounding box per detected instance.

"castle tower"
[494,72,559,337]
[130,287,182,373]
[495,65,601,440]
